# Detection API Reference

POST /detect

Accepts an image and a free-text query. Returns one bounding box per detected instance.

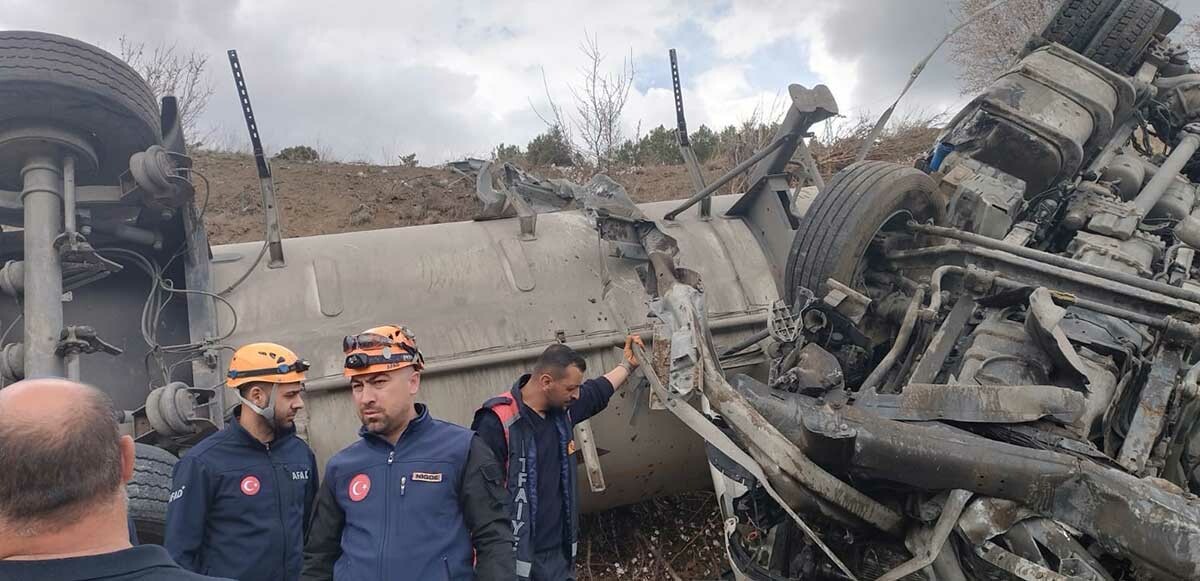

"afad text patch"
[412,471,442,483]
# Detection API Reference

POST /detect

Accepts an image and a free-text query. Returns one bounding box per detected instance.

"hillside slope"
[193,151,705,245]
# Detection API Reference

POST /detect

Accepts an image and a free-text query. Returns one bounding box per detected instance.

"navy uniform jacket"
[164,411,318,581]
[300,403,513,581]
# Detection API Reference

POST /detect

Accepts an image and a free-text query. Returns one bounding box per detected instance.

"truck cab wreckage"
[614,1,1200,579]
[0,0,1198,579]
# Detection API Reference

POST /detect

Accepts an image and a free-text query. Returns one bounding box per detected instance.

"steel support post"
[21,154,64,378]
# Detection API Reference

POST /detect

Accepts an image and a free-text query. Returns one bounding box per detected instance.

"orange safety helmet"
[342,324,425,378]
[226,342,310,389]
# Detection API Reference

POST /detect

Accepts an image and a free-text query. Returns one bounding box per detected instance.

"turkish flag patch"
[240,475,261,496]
[349,474,371,501]
[412,471,442,483]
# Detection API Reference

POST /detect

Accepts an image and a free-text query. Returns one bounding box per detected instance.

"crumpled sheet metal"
[1025,287,1092,386]
[574,174,647,222]
[958,497,1038,545]
[648,285,705,398]
[469,157,649,220]
[735,374,1200,580]
[467,160,591,219]
[860,383,1086,424]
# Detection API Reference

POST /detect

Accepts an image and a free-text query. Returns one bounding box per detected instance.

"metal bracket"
[669,49,711,220]
[56,325,122,356]
[1117,346,1184,474]
[57,325,123,381]
[228,50,285,268]
[573,419,606,492]
[506,184,538,240]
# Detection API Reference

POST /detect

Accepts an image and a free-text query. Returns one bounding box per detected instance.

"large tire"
[127,443,177,545]
[1041,0,1123,53]
[784,161,942,304]
[1081,0,1165,73]
[0,31,160,189]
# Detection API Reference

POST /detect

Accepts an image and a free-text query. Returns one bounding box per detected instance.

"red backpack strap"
[482,392,520,450]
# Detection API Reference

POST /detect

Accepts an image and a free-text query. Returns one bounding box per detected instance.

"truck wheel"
[0,31,160,188]
[1082,0,1166,73]
[784,161,942,304]
[127,443,177,545]
[1041,0,1123,53]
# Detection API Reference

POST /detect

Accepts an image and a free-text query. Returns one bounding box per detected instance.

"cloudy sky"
[1,0,1196,164]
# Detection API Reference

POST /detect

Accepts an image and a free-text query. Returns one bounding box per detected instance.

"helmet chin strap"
[238,383,279,431]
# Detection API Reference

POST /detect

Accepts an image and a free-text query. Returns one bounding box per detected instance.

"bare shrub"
[533,33,634,170]
[948,0,1059,94]
[119,36,215,147]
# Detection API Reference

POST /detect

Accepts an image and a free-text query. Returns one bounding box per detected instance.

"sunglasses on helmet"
[228,359,311,380]
[342,332,413,354]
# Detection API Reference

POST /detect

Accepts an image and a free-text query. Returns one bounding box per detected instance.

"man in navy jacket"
[300,324,513,581]
[164,342,318,581]
[472,337,642,581]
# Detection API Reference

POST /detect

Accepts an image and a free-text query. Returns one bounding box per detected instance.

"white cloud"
[17,0,1186,162]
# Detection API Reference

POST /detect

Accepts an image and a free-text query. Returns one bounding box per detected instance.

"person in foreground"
[0,378,228,581]
[301,324,513,581]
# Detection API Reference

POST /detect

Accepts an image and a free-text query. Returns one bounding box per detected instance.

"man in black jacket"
[0,378,227,581]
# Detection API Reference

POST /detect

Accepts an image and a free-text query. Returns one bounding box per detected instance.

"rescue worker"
[164,343,318,581]
[471,336,643,581]
[300,324,513,581]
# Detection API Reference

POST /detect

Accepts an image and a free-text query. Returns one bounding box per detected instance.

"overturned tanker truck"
[0,0,1198,578]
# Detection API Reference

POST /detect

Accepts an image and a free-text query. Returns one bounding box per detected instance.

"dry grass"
[808,112,945,179]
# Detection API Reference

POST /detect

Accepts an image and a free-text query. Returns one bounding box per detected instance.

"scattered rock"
[349,203,375,226]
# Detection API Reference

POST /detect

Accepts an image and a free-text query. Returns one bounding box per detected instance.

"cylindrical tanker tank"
[210,194,784,511]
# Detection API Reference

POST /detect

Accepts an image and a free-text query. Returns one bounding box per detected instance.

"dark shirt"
[528,406,565,551]
[474,376,614,551]
[0,544,231,581]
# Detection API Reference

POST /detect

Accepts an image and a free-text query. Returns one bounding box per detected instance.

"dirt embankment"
[192,151,707,245]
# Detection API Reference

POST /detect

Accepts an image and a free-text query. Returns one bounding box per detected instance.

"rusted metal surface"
[737,375,1200,579]
[1118,347,1185,474]
[874,489,971,581]
[907,296,974,384]
[958,497,1036,545]
[860,383,1085,424]
[976,542,1071,581]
